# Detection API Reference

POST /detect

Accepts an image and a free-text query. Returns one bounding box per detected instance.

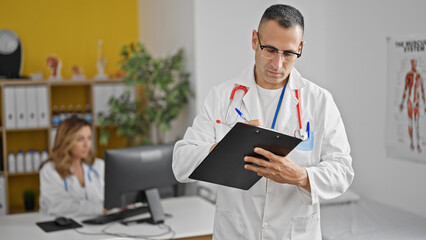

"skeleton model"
[46,55,62,80]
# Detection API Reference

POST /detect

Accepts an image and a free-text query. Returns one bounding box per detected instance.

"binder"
[113,83,126,99]
[0,176,5,216]
[25,86,38,128]
[0,139,2,171]
[36,85,49,127]
[93,83,113,121]
[93,84,103,120]
[3,86,16,129]
[189,122,302,190]
[102,84,114,113]
[15,86,27,128]
[129,85,135,102]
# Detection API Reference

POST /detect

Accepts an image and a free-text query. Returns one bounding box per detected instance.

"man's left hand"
[244,147,311,192]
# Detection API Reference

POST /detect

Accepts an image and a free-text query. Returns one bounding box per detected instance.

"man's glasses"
[257,32,303,62]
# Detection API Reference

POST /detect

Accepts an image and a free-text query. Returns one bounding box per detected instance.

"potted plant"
[98,42,193,145]
[23,189,36,211]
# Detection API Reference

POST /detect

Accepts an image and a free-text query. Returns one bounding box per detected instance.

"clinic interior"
[0,0,426,235]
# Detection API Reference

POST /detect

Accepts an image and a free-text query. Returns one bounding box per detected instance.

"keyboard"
[82,206,149,225]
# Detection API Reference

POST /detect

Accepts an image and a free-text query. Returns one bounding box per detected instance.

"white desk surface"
[0,196,215,240]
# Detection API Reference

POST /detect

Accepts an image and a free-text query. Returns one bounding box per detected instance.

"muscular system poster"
[386,34,426,163]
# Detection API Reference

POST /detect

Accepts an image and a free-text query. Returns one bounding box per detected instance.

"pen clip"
[306,121,310,139]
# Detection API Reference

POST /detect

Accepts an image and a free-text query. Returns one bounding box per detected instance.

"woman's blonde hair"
[43,116,96,178]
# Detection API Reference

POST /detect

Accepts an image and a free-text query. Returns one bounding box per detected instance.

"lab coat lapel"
[275,68,305,132]
[82,162,102,202]
[242,85,262,121]
[235,65,262,121]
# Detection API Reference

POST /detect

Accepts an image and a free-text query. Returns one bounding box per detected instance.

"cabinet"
[0,79,129,214]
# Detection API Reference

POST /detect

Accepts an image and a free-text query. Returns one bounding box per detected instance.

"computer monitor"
[104,143,182,223]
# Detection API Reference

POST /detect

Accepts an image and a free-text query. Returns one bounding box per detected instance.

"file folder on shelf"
[94,84,113,123]
[36,85,49,127]
[3,86,16,129]
[189,122,302,190]
[102,84,114,114]
[93,84,103,120]
[113,83,126,99]
[0,176,6,216]
[15,86,27,128]
[25,86,38,128]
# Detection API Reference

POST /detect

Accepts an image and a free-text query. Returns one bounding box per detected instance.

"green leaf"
[98,43,193,145]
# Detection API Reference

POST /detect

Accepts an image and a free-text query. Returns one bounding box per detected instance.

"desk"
[0,196,215,240]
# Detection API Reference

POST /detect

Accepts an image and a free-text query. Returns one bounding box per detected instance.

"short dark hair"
[259,4,304,33]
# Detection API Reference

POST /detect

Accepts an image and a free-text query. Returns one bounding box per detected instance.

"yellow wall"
[0,0,138,79]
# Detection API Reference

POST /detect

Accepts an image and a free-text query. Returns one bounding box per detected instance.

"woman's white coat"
[39,158,104,218]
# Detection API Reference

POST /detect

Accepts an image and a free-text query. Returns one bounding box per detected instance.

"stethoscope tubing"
[63,165,100,192]
[222,84,308,141]
[295,89,303,130]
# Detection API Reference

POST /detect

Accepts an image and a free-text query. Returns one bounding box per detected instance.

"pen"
[235,108,247,121]
[306,121,310,138]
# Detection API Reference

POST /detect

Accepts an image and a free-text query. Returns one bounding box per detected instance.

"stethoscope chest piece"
[295,129,308,141]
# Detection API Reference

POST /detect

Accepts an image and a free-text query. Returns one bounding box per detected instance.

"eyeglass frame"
[256,32,303,61]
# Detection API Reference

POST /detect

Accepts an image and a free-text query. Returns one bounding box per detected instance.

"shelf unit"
[0,78,128,214]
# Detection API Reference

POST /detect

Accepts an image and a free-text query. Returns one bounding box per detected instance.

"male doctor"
[173,4,354,240]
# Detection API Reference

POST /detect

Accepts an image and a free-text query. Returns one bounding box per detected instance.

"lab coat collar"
[68,162,95,183]
[277,67,306,131]
[234,65,305,125]
[234,65,261,121]
[288,67,305,90]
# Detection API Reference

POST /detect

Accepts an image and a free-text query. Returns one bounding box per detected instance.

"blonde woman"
[39,116,104,217]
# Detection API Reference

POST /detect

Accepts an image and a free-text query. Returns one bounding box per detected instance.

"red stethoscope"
[218,85,307,141]
[294,89,308,141]
[218,85,249,126]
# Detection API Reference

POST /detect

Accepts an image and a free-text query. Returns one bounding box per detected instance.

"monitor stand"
[121,188,165,225]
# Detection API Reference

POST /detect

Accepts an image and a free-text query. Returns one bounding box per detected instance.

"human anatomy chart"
[386,35,426,163]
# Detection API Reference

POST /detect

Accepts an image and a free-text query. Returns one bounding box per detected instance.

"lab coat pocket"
[290,212,320,240]
[288,141,317,168]
[295,131,314,151]
[213,211,245,240]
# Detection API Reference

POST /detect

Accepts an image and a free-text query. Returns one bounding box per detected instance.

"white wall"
[193,0,328,112]
[139,0,426,217]
[138,0,195,142]
[322,0,426,218]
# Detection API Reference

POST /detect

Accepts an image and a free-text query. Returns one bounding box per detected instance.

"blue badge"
[296,131,314,151]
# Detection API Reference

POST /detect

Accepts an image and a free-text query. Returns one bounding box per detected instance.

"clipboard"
[189,122,302,190]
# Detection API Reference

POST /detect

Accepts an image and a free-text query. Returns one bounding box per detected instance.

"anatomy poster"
[386,35,426,163]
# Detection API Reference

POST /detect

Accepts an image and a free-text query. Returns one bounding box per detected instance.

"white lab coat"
[173,65,354,240]
[39,158,104,218]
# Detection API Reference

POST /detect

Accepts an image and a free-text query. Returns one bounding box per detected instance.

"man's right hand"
[244,119,262,127]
